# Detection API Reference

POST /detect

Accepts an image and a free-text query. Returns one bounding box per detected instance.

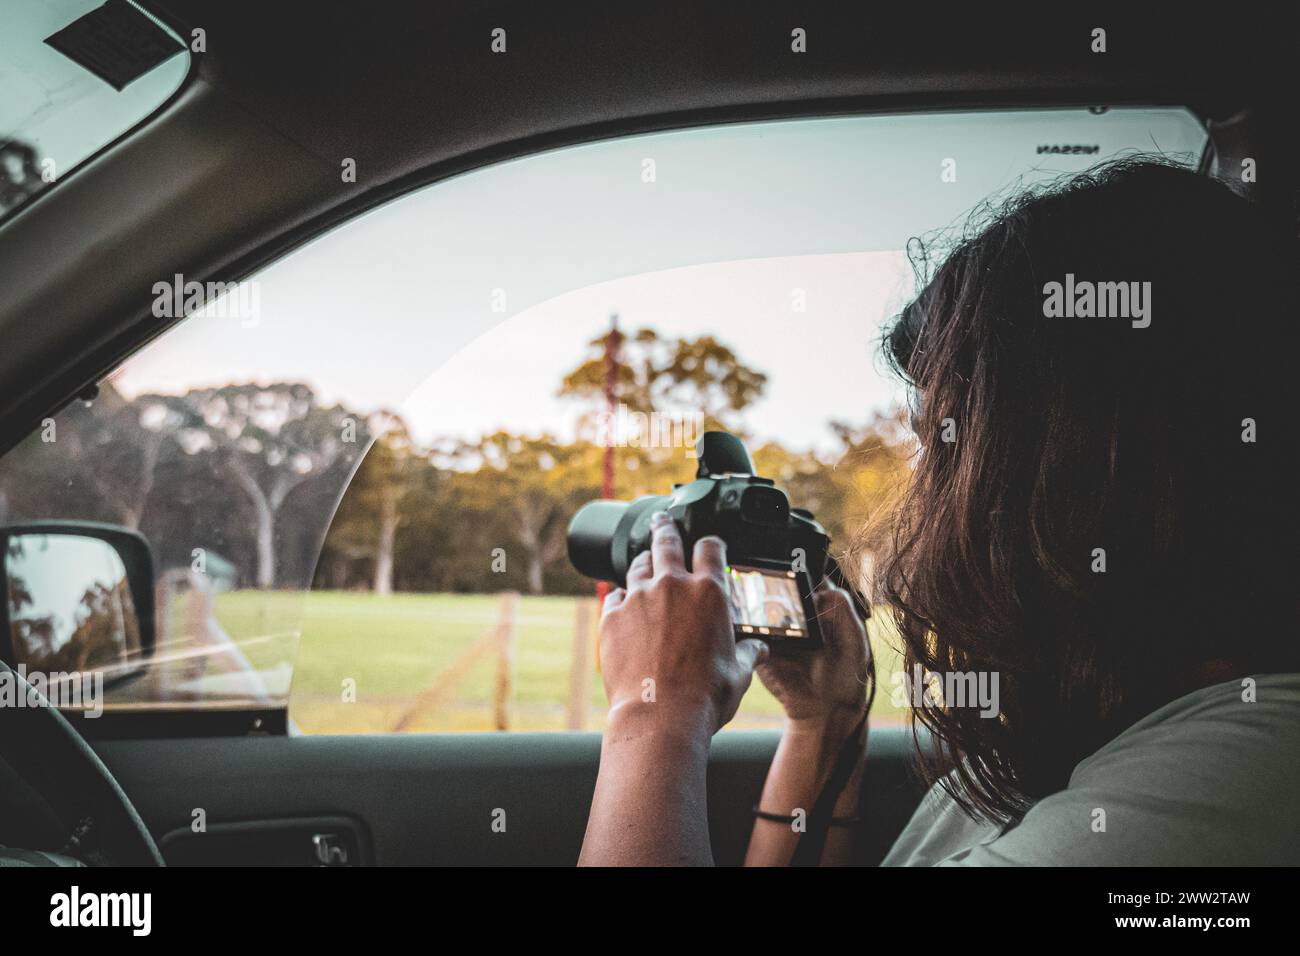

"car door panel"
[94,725,924,866]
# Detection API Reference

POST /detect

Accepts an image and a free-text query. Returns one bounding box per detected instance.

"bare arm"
[744,585,872,866]
[577,513,767,867]
[745,715,867,866]
[579,708,713,865]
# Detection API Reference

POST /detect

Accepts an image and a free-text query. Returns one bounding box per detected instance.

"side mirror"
[0,522,156,698]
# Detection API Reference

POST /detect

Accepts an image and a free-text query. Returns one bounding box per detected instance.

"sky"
[399,250,913,452]
[113,107,1207,455]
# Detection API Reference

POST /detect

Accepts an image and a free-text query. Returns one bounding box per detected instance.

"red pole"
[601,313,620,499]
[596,314,620,606]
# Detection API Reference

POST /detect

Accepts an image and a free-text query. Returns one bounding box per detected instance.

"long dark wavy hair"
[864,159,1300,823]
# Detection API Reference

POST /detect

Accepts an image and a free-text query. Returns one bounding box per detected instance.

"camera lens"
[566,500,629,582]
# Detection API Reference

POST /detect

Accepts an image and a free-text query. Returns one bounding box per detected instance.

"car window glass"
[0,108,1208,730]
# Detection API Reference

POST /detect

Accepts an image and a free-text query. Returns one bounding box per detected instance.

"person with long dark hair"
[578,160,1300,866]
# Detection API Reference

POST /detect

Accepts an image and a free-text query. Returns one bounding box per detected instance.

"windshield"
[0,0,189,221]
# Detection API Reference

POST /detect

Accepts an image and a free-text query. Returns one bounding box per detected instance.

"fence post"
[187,574,213,678]
[151,568,212,700]
[150,572,175,701]
[154,573,173,649]
[565,597,597,730]
[493,591,519,731]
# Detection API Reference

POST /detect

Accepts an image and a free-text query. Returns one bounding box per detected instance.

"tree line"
[0,329,914,595]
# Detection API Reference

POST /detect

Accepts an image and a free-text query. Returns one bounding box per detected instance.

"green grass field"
[209,590,909,734]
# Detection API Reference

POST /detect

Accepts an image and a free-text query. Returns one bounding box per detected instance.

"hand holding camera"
[598,512,769,737]
[570,431,872,733]
[576,433,873,867]
[758,582,871,742]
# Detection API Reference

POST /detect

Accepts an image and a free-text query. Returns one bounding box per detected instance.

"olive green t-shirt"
[882,673,1300,866]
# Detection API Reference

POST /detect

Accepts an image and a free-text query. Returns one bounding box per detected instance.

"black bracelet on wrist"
[751,805,861,827]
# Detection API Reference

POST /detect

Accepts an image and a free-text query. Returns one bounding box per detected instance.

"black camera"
[566,431,867,651]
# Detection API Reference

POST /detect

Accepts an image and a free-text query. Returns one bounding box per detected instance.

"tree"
[556,327,772,538]
[559,327,768,438]
[56,386,196,530]
[0,383,128,529]
[0,378,371,592]
[325,411,417,594]
[444,433,604,594]
[173,383,363,588]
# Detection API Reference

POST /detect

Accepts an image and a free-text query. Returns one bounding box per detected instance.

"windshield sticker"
[44,0,184,92]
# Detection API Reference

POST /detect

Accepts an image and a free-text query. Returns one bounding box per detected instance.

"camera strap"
[789,710,868,867]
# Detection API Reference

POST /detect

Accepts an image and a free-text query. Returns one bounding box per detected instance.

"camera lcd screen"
[725,564,809,639]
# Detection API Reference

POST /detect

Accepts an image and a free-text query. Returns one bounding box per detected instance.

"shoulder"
[963,674,1300,866]
[888,674,1300,866]
[881,781,1002,866]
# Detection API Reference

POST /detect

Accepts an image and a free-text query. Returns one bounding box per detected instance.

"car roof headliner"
[0,2,1293,454]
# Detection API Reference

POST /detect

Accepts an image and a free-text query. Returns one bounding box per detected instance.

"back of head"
[874,160,1299,822]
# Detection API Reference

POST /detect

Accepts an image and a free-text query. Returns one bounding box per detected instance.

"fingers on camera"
[692,535,727,583]
[734,637,770,672]
[649,511,686,576]
[602,587,626,616]
[627,549,653,589]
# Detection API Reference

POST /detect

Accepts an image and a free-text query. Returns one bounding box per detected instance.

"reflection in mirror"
[5,533,142,681]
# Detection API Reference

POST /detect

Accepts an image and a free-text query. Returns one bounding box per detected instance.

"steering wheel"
[0,660,162,866]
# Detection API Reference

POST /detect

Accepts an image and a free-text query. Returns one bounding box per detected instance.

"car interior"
[0,3,1295,867]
